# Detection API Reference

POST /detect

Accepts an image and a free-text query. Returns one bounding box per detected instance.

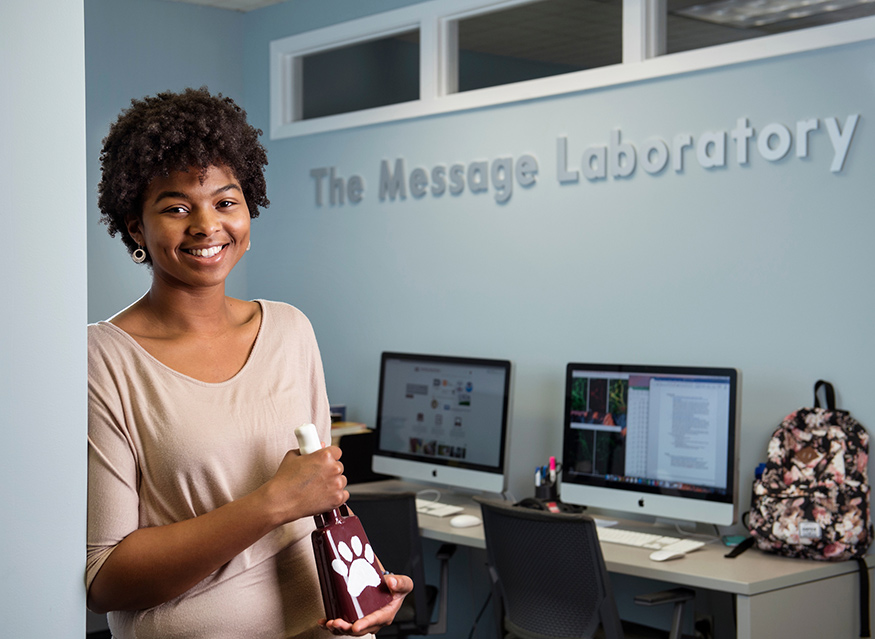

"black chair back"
[476,497,624,639]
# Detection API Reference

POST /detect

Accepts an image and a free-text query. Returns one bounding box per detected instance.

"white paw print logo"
[331,535,382,597]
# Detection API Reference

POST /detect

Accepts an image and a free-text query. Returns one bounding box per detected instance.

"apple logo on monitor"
[638,498,645,508]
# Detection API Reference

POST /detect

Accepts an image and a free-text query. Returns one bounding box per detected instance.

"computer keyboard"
[596,526,705,553]
[415,499,464,517]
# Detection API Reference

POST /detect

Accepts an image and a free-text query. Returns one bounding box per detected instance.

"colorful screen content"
[561,363,740,525]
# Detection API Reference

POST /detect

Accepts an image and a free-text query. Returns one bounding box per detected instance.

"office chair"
[346,491,457,636]
[475,498,696,639]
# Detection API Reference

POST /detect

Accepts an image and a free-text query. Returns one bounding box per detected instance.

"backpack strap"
[814,379,836,410]
[810,381,869,637]
[857,557,871,638]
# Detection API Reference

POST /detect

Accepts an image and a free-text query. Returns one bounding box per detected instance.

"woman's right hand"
[261,445,349,525]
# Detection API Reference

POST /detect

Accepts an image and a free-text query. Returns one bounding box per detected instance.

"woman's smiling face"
[128,165,251,291]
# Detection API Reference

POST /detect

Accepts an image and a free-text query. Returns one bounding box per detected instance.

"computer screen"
[560,363,740,526]
[372,351,512,494]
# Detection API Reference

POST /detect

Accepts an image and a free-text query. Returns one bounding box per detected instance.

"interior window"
[667,0,875,54]
[301,30,420,120]
[455,0,623,93]
[271,0,875,137]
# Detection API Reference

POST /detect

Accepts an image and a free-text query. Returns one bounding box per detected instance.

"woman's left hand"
[319,573,414,636]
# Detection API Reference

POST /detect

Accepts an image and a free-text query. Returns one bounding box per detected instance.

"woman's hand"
[260,445,349,526]
[319,573,414,636]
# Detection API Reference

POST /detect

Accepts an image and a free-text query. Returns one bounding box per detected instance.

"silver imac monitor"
[559,363,741,526]
[372,352,512,494]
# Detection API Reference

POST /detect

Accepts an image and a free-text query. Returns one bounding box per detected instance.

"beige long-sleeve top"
[87,300,342,638]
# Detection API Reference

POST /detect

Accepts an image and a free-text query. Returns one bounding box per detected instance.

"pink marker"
[548,456,556,484]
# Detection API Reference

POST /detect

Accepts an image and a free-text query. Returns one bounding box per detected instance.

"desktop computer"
[371,351,513,496]
[559,362,741,528]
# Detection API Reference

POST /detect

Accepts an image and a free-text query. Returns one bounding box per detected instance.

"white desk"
[349,480,874,639]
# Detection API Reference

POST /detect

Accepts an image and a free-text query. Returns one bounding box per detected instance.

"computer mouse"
[649,548,686,562]
[449,514,482,528]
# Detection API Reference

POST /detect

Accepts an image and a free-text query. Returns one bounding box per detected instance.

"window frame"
[269,0,875,140]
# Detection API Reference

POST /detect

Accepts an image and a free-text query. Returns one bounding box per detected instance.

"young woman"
[87,87,411,638]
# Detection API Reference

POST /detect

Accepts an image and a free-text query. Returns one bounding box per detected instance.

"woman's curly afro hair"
[98,87,269,260]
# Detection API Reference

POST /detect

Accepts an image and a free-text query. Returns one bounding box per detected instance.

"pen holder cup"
[535,483,558,500]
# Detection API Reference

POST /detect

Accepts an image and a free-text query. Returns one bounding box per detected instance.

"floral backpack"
[749,380,872,635]
[749,380,871,560]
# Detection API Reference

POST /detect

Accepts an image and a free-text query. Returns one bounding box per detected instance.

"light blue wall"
[82,1,875,636]
[84,0,875,510]
[83,0,875,544]
[86,0,247,323]
[241,4,875,506]
[1,0,87,635]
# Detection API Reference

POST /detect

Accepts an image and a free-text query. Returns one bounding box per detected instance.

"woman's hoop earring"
[132,246,147,264]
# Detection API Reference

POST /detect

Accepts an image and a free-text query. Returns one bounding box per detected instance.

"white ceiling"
[164,0,875,62]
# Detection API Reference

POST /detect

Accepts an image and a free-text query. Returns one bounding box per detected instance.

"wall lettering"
[376,155,538,204]
[309,114,860,206]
